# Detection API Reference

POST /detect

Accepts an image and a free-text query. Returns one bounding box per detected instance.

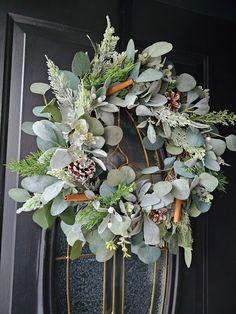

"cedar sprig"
[77,182,136,230]
[189,110,236,126]
[7,151,51,177]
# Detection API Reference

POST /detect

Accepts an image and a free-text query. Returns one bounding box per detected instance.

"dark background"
[0,1,236,313]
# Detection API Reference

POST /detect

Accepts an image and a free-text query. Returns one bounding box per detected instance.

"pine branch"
[7,151,51,177]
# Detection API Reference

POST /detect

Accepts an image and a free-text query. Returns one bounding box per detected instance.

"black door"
[0,1,235,314]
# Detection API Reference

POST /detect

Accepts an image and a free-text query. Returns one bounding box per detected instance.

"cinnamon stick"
[106,79,134,96]
[173,198,183,224]
[64,193,88,202]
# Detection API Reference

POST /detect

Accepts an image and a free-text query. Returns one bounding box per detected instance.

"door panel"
[1,1,236,314]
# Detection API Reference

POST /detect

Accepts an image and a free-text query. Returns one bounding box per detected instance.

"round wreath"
[8,17,236,267]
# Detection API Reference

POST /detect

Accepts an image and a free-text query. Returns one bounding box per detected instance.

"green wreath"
[8,17,236,267]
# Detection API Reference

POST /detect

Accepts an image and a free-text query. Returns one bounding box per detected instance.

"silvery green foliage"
[8,17,236,267]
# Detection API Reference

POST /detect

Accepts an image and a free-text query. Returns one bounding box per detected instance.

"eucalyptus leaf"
[21,122,35,136]
[142,41,173,57]
[137,182,152,201]
[210,138,226,156]
[70,240,83,260]
[144,215,160,245]
[33,106,49,118]
[99,181,116,197]
[104,126,123,146]
[136,244,161,264]
[136,69,163,83]
[176,73,196,92]
[141,166,160,174]
[107,169,124,187]
[109,215,131,236]
[204,152,220,171]
[30,82,50,95]
[199,172,218,192]
[163,157,176,169]
[148,94,167,107]
[136,105,153,116]
[8,188,31,202]
[140,192,161,207]
[192,194,211,213]
[173,160,195,178]
[86,116,104,135]
[96,244,114,262]
[186,127,205,147]
[32,204,56,229]
[153,181,172,197]
[172,178,190,200]
[71,51,90,77]
[166,143,183,155]
[120,166,136,184]
[226,134,236,152]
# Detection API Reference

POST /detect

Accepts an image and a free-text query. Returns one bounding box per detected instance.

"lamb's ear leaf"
[8,188,31,202]
[126,39,135,62]
[136,68,163,83]
[184,248,192,268]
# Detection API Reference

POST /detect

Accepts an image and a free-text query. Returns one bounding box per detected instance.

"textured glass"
[54,223,104,314]
[124,250,168,314]
[69,257,103,314]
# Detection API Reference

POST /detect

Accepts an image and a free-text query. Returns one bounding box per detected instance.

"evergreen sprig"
[7,151,51,177]
[77,182,136,230]
[189,110,236,126]
[84,62,134,88]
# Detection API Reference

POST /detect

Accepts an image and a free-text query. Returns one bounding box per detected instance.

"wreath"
[8,17,236,267]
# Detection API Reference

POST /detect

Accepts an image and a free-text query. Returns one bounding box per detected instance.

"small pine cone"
[149,208,167,224]
[165,91,181,112]
[68,157,96,183]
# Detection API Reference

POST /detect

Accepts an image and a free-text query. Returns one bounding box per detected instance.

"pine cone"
[165,91,181,112]
[149,208,167,224]
[68,157,96,183]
